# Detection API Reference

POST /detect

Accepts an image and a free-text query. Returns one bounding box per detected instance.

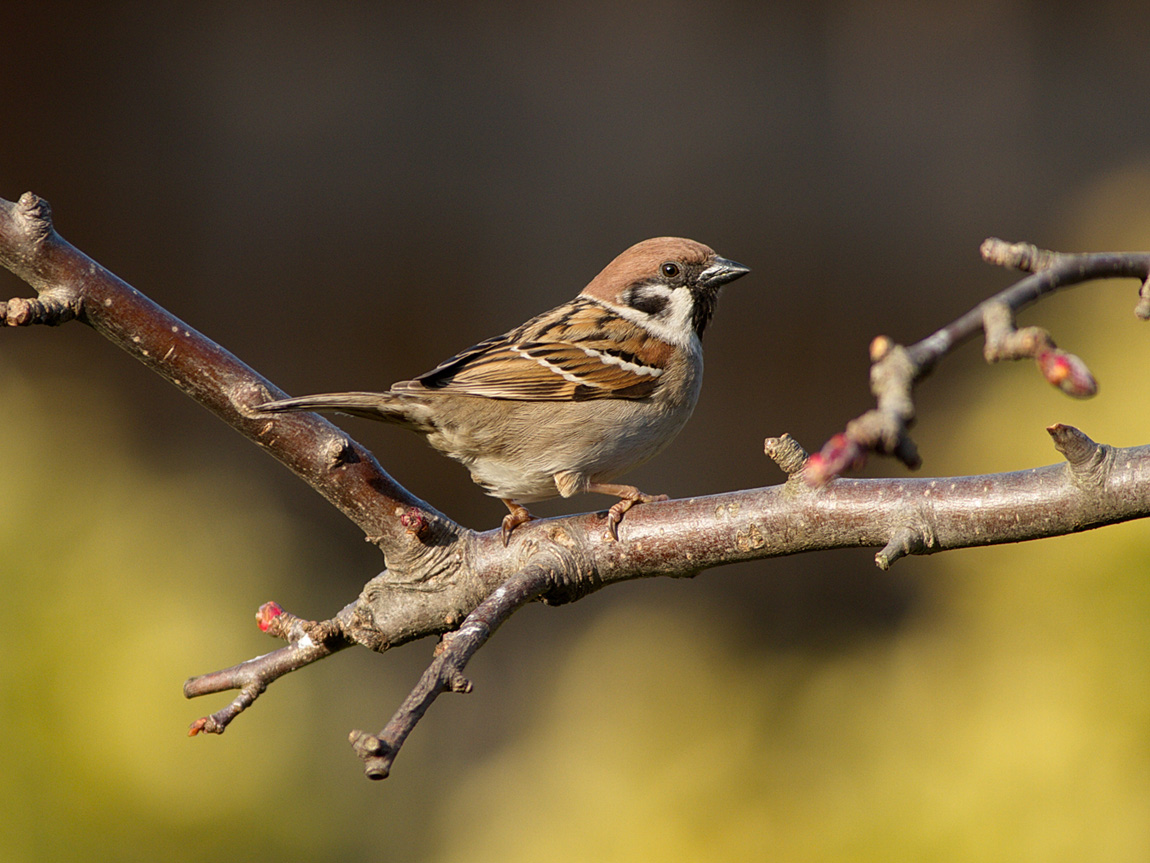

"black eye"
[660,262,680,279]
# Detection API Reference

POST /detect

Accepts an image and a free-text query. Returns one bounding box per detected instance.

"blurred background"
[3,1,1150,860]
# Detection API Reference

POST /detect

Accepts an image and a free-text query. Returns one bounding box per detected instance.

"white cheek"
[601,287,696,349]
[662,287,696,335]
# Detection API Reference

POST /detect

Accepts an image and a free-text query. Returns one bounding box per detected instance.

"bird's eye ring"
[660,262,680,278]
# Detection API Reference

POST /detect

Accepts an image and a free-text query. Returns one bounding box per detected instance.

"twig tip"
[256,601,284,633]
[1046,423,1102,468]
[875,526,927,570]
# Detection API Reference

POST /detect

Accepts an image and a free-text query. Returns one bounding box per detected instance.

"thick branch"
[0,192,451,562]
[345,437,1150,648]
[186,431,1150,772]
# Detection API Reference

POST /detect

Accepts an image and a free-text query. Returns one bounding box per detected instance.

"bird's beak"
[698,257,751,288]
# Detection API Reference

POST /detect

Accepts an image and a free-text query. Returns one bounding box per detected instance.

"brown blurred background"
[3,2,1150,861]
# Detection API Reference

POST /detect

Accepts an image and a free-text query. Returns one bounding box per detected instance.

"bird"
[256,237,750,543]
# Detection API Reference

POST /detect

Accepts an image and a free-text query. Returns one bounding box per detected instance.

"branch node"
[1047,423,1097,463]
[3,293,80,327]
[843,408,916,462]
[2,194,80,327]
[349,730,394,780]
[764,433,808,478]
[875,526,927,570]
[15,191,54,240]
[981,301,1051,361]
[187,681,265,736]
[448,672,473,693]
[349,729,389,756]
[324,436,358,468]
[1047,423,1111,487]
[869,342,918,423]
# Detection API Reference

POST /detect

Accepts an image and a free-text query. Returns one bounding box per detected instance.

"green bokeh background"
[3,3,1150,861]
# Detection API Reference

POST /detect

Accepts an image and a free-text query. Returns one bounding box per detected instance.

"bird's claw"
[500,501,537,546]
[605,493,669,541]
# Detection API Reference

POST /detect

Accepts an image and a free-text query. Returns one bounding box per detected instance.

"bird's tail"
[255,391,410,423]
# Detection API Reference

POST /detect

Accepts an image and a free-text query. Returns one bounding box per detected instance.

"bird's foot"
[500,500,538,546]
[587,483,669,541]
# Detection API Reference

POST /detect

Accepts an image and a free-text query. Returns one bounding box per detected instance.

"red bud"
[400,508,428,536]
[256,601,284,632]
[804,433,867,486]
[1037,349,1097,398]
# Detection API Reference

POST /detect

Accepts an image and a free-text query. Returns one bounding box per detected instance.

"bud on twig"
[1037,349,1097,398]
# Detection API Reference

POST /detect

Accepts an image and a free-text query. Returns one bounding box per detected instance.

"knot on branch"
[868,338,918,425]
[3,293,80,326]
[349,729,396,779]
[364,507,470,591]
[13,192,54,244]
[1,194,78,326]
[805,337,924,486]
[518,528,600,606]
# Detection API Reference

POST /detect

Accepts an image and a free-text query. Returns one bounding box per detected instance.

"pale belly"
[437,397,695,502]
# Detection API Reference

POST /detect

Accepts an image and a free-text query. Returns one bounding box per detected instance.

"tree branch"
[351,559,555,779]
[6,190,1150,780]
[183,602,355,735]
[0,191,448,565]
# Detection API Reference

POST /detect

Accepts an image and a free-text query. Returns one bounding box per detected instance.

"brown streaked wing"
[396,300,668,401]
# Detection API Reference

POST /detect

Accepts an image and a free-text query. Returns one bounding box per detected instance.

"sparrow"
[256,237,749,543]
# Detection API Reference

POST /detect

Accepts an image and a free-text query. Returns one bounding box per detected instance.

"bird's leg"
[585,482,669,541]
[500,499,538,545]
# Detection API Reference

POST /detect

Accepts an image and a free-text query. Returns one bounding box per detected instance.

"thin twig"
[185,634,352,734]
[350,561,554,779]
[805,240,1150,484]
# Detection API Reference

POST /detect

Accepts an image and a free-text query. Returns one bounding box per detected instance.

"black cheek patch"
[627,288,669,316]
